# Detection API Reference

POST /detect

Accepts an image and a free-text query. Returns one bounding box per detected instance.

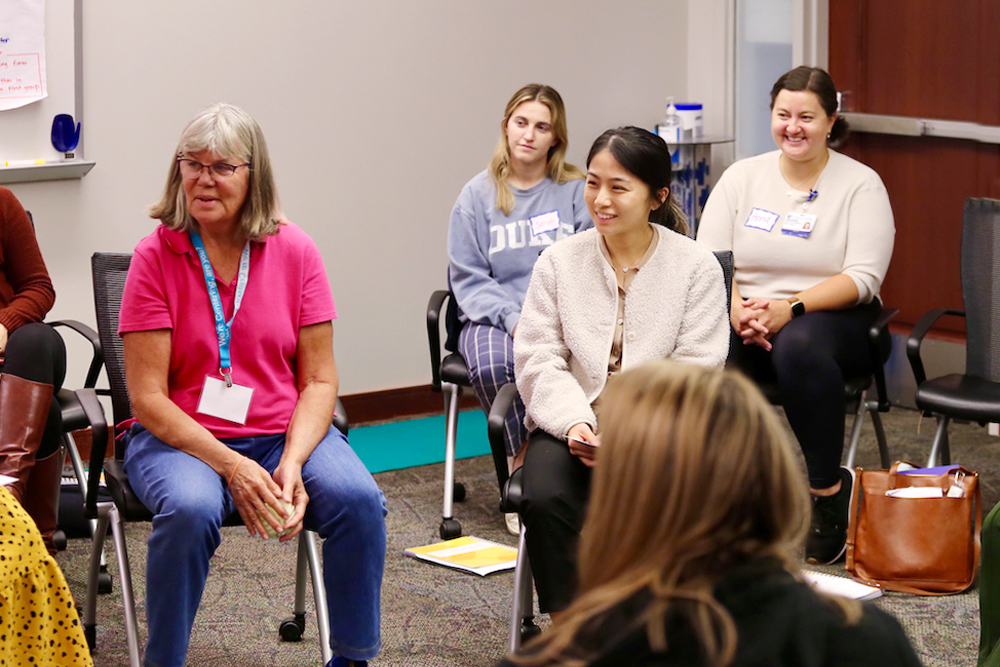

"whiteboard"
[0,0,79,164]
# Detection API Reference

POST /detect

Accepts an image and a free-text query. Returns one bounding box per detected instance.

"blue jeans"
[123,425,387,667]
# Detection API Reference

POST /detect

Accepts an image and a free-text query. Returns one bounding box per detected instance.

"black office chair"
[752,306,897,470]
[80,252,346,666]
[23,208,114,591]
[488,249,734,651]
[907,197,1000,467]
[426,289,471,539]
[46,318,115,593]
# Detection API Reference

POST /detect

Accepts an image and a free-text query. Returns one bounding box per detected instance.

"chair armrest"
[488,382,519,497]
[906,308,965,388]
[74,388,109,519]
[426,290,452,393]
[333,397,349,436]
[867,307,898,412]
[48,319,104,389]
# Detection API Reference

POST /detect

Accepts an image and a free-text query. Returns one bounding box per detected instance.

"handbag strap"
[845,466,863,570]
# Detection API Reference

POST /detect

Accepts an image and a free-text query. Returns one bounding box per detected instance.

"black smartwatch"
[788,298,806,318]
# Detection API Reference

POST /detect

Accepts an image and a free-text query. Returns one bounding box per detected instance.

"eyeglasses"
[177,157,250,179]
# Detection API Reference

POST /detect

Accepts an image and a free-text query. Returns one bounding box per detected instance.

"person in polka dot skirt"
[0,485,92,666]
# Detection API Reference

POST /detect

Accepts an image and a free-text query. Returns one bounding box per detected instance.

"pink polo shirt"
[118,222,337,439]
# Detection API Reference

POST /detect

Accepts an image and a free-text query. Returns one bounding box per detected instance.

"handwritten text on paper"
[0,0,47,110]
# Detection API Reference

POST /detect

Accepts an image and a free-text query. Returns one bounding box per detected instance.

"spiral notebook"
[803,569,882,601]
[404,536,517,576]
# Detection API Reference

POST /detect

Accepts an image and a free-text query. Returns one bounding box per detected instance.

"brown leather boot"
[21,446,63,556]
[0,373,54,504]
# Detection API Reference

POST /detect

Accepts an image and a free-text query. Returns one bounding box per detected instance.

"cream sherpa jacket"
[514,226,729,437]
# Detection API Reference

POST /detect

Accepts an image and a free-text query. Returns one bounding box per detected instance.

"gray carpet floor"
[57,407,999,666]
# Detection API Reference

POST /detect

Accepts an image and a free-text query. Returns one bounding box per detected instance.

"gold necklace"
[781,152,828,196]
[610,228,654,272]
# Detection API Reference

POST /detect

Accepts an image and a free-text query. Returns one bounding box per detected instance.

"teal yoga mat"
[348,410,490,474]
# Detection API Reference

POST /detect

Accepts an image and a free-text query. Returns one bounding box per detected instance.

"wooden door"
[829,0,1000,334]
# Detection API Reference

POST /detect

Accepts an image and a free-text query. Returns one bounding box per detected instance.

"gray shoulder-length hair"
[149,103,281,240]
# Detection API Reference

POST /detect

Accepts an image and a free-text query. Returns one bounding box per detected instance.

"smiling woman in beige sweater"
[513,126,729,617]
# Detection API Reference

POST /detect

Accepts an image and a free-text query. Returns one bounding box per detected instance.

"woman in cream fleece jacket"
[513,127,729,615]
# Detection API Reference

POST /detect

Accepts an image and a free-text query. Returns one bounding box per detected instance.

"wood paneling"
[830,0,1000,332]
[831,0,989,120]
[977,0,1000,125]
[840,135,1000,331]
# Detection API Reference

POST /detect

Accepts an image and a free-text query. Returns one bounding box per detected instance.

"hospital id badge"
[782,212,817,238]
[529,210,560,236]
[197,375,253,425]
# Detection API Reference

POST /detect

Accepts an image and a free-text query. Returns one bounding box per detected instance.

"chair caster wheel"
[439,518,462,539]
[53,529,68,552]
[98,569,113,595]
[521,621,541,643]
[279,612,306,642]
[453,482,466,502]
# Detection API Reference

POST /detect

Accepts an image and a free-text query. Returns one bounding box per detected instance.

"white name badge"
[529,210,560,236]
[782,212,818,238]
[744,207,780,232]
[197,375,253,425]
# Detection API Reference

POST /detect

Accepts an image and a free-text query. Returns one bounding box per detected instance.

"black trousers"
[520,429,592,613]
[2,323,66,458]
[728,300,883,489]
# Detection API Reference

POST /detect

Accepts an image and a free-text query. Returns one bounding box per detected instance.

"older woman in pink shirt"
[119,103,385,667]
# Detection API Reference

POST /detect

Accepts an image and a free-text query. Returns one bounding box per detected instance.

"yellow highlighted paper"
[404,536,517,576]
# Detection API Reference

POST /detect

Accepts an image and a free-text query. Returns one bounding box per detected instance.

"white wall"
[16,1,735,397]
[687,0,736,182]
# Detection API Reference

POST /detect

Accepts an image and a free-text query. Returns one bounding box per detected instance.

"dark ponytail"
[586,126,689,235]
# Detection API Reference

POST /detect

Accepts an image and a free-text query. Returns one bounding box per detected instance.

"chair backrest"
[444,292,463,353]
[91,253,133,429]
[961,198,1000,381]
[712,249,734,313]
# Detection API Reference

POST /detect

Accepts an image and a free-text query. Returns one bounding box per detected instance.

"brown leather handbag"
[846,461,981,595]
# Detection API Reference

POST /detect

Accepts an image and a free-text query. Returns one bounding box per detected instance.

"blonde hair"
[149,103,281,240]
[489,84,585,215]
[513,360,858,667]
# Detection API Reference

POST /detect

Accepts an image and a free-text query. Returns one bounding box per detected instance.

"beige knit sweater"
[514,226,730,437]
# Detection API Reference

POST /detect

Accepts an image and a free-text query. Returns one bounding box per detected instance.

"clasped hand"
[733,298,793,351]
[228,457,309,542]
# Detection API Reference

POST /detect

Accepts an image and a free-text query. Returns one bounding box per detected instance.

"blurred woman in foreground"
[501,360,920,667]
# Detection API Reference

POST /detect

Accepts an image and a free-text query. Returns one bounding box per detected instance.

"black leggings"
[520,429,592,613]
[2,323,66,458]
[728,300,883,489]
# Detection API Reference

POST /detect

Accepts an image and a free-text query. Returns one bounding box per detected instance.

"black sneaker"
[806,467,854,565]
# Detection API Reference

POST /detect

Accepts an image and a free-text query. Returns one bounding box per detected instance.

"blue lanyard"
[189,232,251,387]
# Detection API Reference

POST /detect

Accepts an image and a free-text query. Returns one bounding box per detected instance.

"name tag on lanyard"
[189,232,254,424]
[197,375,254,424]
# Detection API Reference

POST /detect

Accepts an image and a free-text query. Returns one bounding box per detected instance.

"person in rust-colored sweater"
[0,185,67,555]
